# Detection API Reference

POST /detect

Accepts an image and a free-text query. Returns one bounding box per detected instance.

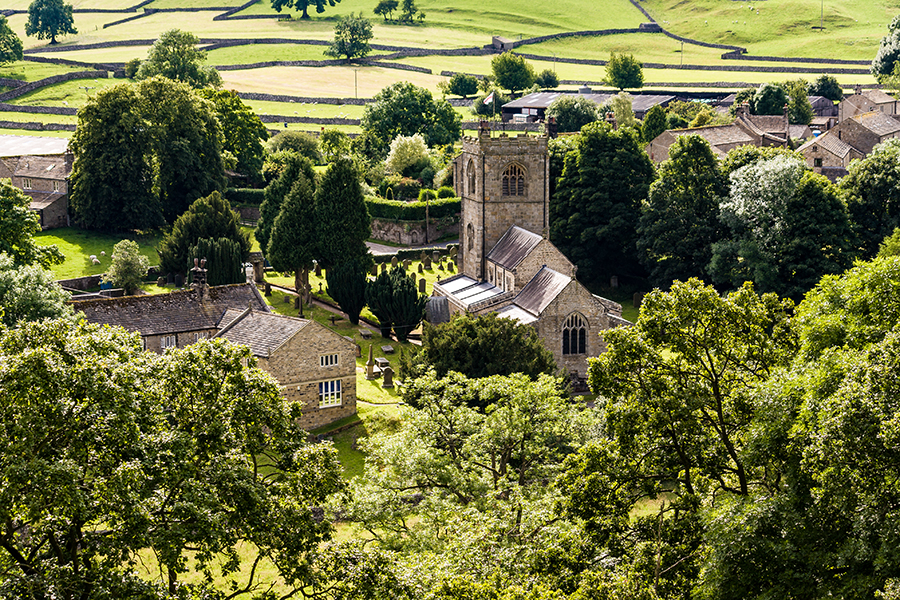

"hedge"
[225,187,265,206]
[365,196,460,221]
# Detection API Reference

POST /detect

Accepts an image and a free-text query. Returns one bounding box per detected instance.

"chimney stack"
[191,257,208,289]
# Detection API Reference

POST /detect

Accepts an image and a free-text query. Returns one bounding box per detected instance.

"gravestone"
[437,262,444,271]
[314,262,321,277]
[633,292,644,308]
[418,263,424,274]
[391,256,398,268]
[264,282,272,296]
[432,251,440,263]
[380,263,387,273]
[419,278,426,294]
[371,265,378,277]
[449,247,458,259]
[167,272,174,284]
[610,276,619,288]
[448,262,455,273]
[403,259,411,270]
[284,294,290,303]
[174,274,182,287]
[423,256,431,269]
[156,277,166,286]
[381,366,394,388]
[420,251,426,261]
[365,345,376,380]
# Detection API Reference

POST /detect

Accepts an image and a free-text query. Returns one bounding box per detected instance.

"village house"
[796,133,864,181]
[72,274,355,429]
[838,87,898,121]
[0,134,71,229]
[432,126,629,380]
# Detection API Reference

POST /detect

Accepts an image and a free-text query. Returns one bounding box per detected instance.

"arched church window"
[562,313,587,355]
[467,223,474,250]
[501,163,525,196]
[467,160,476,196]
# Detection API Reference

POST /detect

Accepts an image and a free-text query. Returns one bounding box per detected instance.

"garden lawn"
[35,227,164,280]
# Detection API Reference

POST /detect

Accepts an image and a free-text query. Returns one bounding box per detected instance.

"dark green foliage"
[267,130,322,163]
[271,0,340,19]
[256,153,316,256]
[157,190,249,277]
[545,95,600,133]
[25,0,75,44]
[605,52,643,90]
[124,57,140,78]
[364,267,393,337]
[324,12,373,61]
[0,16,23,64]
[548,134,578,200]
[418,188,436,202]
[871,15,900,79]
[361,82,461,152]
[398,0,421,23]
[637,135,727,287]
[373,0,397,20]
[838,138,900,257]
[225,187,266,206]
[315,157,371,268]
[782,78,813,125]
[808,74,843,101]
[0,180,62,268]
[321,129,351,162]
[436,186,455,198]
[69,83,162,231]
[364,196,459,220]
[198,88,268,184]
[412,312,556,380]
[388,266,426,342]
[641,103,667,143]
[327,258,368,325]
[666,112,688,129]
[186,237,244,286]
[472,88,508,117]
[267,175,318,294]
[490,51,535,94]
[446,72,478,98]
[136,29,220,88]
[138,77,225,223]
[720,143,801,176]
[377,174,421,200]
[752,82,788,115]
[535,68,559,89]
[550,121,655,283]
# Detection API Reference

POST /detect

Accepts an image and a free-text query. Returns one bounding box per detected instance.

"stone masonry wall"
[370,217,459,246]
[514,239,575,291]
[832,120,883,155]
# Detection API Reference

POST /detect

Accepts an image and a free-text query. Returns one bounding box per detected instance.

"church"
[431,125,629,380]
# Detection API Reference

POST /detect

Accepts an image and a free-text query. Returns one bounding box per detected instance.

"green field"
[35,227,164,280]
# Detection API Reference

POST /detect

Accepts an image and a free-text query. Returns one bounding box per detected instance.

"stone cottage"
[0,134,71,229]
[432,127,629,380]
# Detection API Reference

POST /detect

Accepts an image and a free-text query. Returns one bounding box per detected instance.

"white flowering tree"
[385,133,429,175]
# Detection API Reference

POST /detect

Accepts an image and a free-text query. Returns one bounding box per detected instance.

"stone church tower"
[453,128,549,280]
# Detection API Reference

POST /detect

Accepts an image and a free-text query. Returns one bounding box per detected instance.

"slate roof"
[73,283,270,336]
[852,111,900,136]
[513,267,572,316]
[747,115,787,135]
[495,303,538,325]
[432,274,508,310]
[15,156,68,180]
[789,124,812,141]
[425,296,450,324]
[670,124,754,146]
[27,191,64,209]
[630,94,676,115]
[487,226,542,270]
[502,92,613,110]
[0,135,68,158]
[797,132,854,158]
[216,308,308,357]
[862,89,897,104]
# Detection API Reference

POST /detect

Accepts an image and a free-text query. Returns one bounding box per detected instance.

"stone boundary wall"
[507,28,643,49]
[0,77,21,88]
[236,91,371,105]
[721,51,869,65]
[24,39,157,53]
[0,71,108,102]
[103,12,151,28]
[212,0,258,20]
[370,217,459,246]
[0,102,77,115]
[0,120,75,131]
[217,58,345,70]
[58,274,103,291]
[260,114,359,125]
[24,55,113,70]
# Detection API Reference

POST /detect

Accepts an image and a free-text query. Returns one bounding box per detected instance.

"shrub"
[365,196,460,221]
[378,174,421,201]
[386,133,429,175]
[266,131,321,163]
[437,186,455,198]
[124,58,141,79]
[535,69,559,89]
[104,239,149,295]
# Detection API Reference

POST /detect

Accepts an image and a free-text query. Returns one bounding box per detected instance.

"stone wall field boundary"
[0,103,76,115]
[0,71,108,102]
[0,120,75,131]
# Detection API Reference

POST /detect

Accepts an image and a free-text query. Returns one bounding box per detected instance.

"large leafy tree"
[324,12,373,61]
[550,120,655,283]
[0,16,23,64]
[751,82,788,115]
[0,252,72,327]
[782,78,813,125]
[69,83,162,231]
[410,312,556,381]
[157,190,250,277]
[839,138,900,257]
[138,77,226,223]
[314,157,370,268]
[24,0,75,44]
[361,82,461,153]
[0,320,344,598]
[136,29,221,88]
[637,134,727,287]
[808,73,843,101]
[0,179,62,268]
[197,88,268,184]
[545,95,600,133]
[103,239,149,295]
[271,0,340,19]
[490,51,535,95]
[641,103,667,143]
[872,15,900,79]
[605,52,643,91]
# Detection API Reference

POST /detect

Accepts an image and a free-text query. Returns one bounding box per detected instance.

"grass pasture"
[35,227,163,280]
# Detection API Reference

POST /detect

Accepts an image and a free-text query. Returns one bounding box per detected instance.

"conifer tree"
[365,267,394,338]
[326,258,368,325]
[389,266,426,342]
[256,153,316,256]
[315,157,371,268]
[267,176,318,309]
[187,237,244,286]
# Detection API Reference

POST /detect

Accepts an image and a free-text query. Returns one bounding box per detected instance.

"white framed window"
[53,181,60,193]
[161,335,176,349]
[320,353,339,367]
[318,380,342,408]
[22,178,32,189]
[193,332,208,343]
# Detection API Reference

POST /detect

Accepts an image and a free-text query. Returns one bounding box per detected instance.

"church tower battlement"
[453,129,549,280]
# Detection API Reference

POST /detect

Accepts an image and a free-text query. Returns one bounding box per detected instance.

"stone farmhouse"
[838,87,898,121]
[501,88,675,123]
[432,127,629,380]
[0,134,71,229]
[72,276,355,429]
[647,103,812,163]
[798,110,900,180]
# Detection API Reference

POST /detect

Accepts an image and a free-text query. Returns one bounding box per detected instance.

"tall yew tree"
[267,175,318,307]
[315,157,371,268]
[550,120,655,283]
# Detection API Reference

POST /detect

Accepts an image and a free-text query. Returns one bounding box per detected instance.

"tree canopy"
[0,16,23,64]
[0,319,344,598]
[808,73,843,101]
[24,0,75,44]
[545,95,601,133]
[197,88,268,183]
[752,82,788,115]
[361,82,461,152]
[103,239,149,295]
[136,29,221,88]
[0,252,72,327]
[271,0,340,19]
[0,179,63,268]
[872,15,900,79]
[550,121,655,283]
[324,12,373,61]
[490,51,535,94]
[605,52,643,90]
[839,138,900,257]
[314,157,371,268]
